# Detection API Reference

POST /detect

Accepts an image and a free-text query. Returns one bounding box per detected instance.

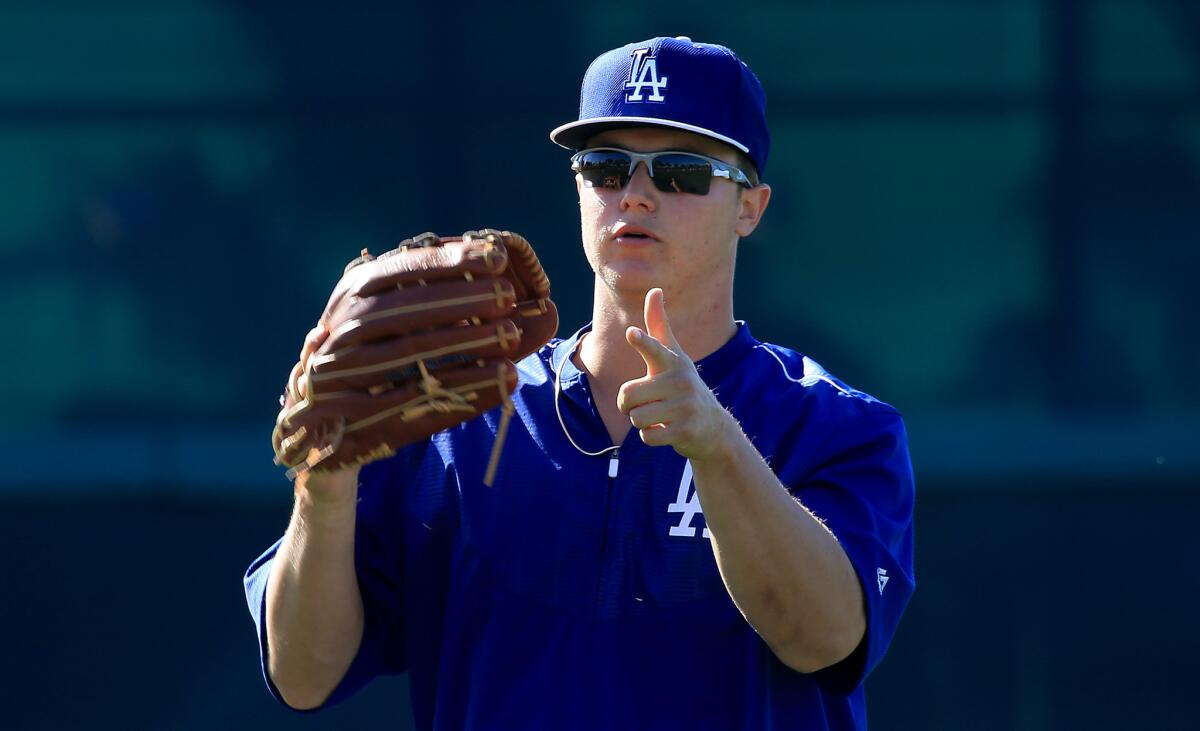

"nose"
[619,161,658,212]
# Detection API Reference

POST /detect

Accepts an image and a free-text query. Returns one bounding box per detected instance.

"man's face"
[574,126,755,303]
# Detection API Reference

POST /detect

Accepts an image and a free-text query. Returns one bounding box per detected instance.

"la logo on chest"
[668,460,710,539]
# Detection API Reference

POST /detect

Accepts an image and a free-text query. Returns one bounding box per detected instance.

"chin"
[598,262,661,297]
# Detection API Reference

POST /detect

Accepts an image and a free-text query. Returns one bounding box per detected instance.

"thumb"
[644,287,681,353]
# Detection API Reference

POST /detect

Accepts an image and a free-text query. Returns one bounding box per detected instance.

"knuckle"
[617,383,636,409]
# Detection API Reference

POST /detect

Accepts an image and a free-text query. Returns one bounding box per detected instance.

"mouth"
[612,225,659,243]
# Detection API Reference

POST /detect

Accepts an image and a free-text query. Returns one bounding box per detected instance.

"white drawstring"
[553,336,620,458]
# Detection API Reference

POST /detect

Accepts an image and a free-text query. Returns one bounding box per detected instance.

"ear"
[735,183,772,238]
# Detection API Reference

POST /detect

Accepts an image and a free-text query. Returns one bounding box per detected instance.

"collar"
[551,320,758,390]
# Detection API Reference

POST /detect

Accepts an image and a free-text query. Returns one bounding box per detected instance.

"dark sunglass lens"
[650,154,712,194]
[576,151,631,190]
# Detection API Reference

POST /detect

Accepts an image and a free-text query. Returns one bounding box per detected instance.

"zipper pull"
[608,448,620,479]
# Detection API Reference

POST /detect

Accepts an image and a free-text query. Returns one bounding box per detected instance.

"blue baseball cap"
[551,37,770,178]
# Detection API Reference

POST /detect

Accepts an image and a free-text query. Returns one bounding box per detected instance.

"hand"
[291,322,361,505]
[295,323,329,399]
[617,288,733,461]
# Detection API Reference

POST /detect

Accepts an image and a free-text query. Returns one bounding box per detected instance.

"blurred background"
[1,1,1197,729]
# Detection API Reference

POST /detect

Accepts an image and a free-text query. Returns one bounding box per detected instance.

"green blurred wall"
[2,0,1195,485]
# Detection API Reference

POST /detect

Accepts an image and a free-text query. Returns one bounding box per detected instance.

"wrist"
[689,409,745,466]
[290,483,359,547]
[294,468,360,511]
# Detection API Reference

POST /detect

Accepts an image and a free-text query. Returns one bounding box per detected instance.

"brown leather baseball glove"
[272,229,558,485]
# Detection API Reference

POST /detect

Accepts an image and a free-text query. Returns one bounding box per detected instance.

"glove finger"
[323,277,516,351]
[278,360,518,471]
[487,230,551,301]
[310,320,521,391]
[490,230,559,359]
[350,236,509,297]
[512,299,558,361]
[340,360,516,439]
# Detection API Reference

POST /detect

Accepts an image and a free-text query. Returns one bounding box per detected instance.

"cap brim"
[550,116,751,153]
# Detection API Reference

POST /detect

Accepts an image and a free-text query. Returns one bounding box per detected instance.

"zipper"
[598,447,620,559]
[595,446,620,611]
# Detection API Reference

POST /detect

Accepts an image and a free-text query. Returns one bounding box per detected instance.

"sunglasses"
[571,147,753,195]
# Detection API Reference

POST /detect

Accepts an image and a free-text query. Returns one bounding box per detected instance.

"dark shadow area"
[3,480,1196,729]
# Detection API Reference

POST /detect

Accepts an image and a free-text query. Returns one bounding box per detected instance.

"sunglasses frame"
[570,147,753,194]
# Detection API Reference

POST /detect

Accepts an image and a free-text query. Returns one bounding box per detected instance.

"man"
[245,37,915,730]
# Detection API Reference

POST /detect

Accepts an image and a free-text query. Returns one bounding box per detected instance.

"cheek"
[679,201,738,252]
[579,191,609,222]
[578,195,606,265]
[579,192,615,231]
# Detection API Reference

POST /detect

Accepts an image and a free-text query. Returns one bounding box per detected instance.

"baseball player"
[245,37,915,730]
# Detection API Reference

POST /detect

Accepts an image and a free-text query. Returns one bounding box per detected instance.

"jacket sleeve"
[242,449,420,711]
[778,409,917,695]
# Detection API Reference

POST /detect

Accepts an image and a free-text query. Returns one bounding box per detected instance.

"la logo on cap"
[625,47,668,103]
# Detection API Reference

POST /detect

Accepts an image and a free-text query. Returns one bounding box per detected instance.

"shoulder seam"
[753,343,853,395]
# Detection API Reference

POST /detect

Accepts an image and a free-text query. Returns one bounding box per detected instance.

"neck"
[576,277,736,393]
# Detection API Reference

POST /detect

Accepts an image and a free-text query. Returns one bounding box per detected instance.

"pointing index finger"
[626,325,678,375]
